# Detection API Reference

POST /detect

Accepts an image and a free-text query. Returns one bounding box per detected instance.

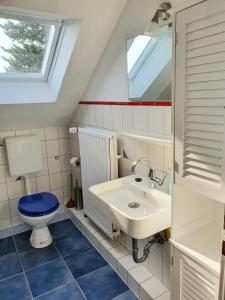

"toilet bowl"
[18,192,59,248]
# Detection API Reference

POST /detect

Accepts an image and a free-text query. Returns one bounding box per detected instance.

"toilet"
[5,135,59,248]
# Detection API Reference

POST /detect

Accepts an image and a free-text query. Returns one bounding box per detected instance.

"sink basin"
[89,175,171,239]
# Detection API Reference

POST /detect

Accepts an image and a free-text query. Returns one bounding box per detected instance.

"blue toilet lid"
[18,192,59,217]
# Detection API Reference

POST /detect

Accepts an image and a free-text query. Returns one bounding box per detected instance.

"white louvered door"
[172,248,219,300]
[175,0,225,202]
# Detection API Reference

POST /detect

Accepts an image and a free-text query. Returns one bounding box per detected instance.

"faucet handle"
[148,168,167,186]
[159,174,167,186]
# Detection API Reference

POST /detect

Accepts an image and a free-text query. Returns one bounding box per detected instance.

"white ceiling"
[0,0,127,131]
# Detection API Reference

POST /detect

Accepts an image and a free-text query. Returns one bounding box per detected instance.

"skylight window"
[127,35,151,73]
[0,13,62,81]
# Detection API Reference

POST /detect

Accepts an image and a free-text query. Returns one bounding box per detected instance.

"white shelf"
[119,130,171,145]
[170,222,222,276]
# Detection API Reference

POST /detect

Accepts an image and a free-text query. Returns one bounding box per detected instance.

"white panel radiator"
[79,127,119,239]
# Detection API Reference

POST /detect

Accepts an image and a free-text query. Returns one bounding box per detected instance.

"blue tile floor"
[0,219,138,300]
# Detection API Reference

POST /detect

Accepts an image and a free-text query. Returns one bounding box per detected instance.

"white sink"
[89,175,171,239]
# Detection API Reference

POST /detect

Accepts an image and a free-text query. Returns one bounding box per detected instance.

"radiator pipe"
[132,233,166,263]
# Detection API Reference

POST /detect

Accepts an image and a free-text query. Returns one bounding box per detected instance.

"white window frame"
[0,11,62,82]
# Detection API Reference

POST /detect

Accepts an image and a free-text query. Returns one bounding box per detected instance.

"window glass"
[0,14,61,79]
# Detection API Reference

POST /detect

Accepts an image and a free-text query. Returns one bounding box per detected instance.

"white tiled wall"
[70,103,172,289]
[0,127,71,229]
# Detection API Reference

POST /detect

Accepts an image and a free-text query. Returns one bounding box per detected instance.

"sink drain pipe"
[132,233,166,263]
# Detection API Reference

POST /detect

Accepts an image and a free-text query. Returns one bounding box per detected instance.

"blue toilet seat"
[18,192,59,217]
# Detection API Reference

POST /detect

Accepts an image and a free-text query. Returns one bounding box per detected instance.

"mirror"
[127,27,172,102]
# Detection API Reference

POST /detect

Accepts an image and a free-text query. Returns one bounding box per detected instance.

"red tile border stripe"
[79,101,171,106]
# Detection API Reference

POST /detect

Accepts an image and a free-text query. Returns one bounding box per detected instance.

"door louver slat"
[182,10,225,191]
[180,256,217,300]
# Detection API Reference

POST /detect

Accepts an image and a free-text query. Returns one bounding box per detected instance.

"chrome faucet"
[131,158,166,187]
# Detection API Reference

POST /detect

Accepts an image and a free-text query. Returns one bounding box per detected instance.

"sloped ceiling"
[0,0,127,131]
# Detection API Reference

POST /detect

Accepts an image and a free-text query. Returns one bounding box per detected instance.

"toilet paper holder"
[70,157,80,167]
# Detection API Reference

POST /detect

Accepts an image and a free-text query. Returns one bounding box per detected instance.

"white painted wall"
[82,0,158,102]
[81,0,190,102]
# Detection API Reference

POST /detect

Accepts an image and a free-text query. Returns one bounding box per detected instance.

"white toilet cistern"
[5,134,59,248]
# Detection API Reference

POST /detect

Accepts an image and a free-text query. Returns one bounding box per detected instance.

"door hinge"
[171,255,174,266]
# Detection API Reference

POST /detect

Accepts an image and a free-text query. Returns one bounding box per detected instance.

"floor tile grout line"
[54,242,88,300]
[76,264,109,281]
[61,244,93,259]
[154,289,170,300]
[68,213,145,298]
[34,281,79,299]
[111,290,131,300]
[0,270,24,283]
[69,212,170,299]
[12,235,35,300]
[21,256,60,273]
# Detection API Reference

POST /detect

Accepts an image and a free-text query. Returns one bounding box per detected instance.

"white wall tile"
[58,127,69,139]
[163,145,172,174]
[62,172,71,187]
[155,291,170,300]
[101,237,120,250]
[7,181,23,199]
[140,277,167,300]
[134,140,148,159]
[163,107,171,137]
[112,106,123,131]
[128,265,152,284]
[45,127,58,140]
[147,143,164,171]
[50,173,63,190]
[46,140,60,157]
[0,218,11,229]
[48,157,61,174]
[4,165,15,182]
[119,136,135,160]
[162,259,170,289]
[41,141,47,158]
[0,148,3,164]
[0,131,15,144]
[37,158,48,176]
[162,242,170,263]
[0,183,8,202]
[51,188,64,204]
[36,175,50,192]
[122,106,134,130]
[148,107,164,135]
[108,245,129,260]
[95,106,104,128]
[9,198,19,217]
[0,201,10,219]
[0,165,6,183]
[63,186,70,202]
[103,105,113,129]
[134,106,148,132]
[118,158,132,178]
[61,155,71,172]
[88,105,96,126]
[30,177,37,194]
[31,128,45,140]
[148,251,163,282]
[11,215,23,225]
[16,129,31,136]
[59,139,70,155]
[128,265,152,297]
